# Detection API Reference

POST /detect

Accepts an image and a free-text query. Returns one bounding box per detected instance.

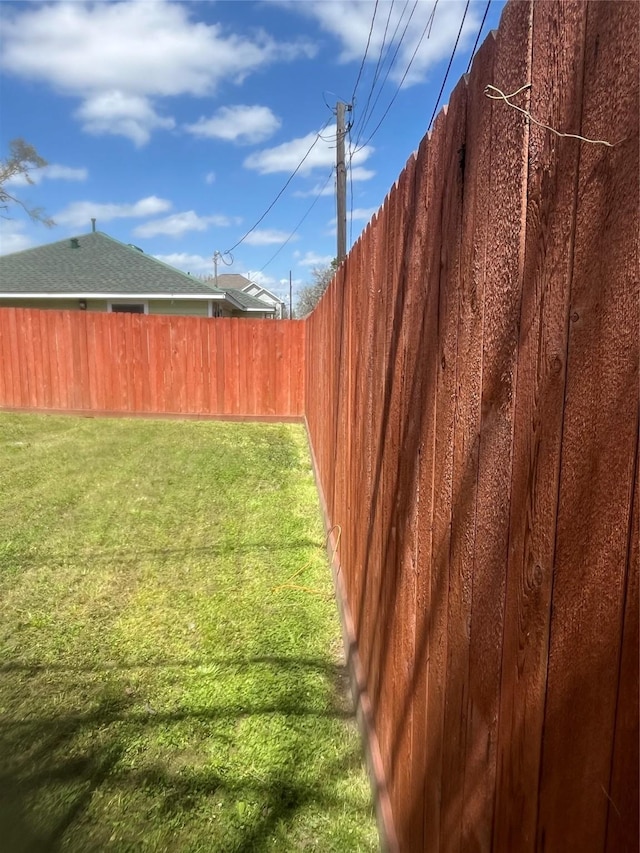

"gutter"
[0,292,227,301]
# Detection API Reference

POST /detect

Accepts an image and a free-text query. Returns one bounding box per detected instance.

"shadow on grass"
[2,539,319,569]
[0,655,342,676]
[0,657,368,853]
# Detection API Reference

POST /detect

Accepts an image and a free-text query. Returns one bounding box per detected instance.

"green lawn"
[0,413,377,852]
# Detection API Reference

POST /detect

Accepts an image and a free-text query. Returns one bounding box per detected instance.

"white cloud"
[44,164,88,182]
[186,105,281,144]
[1,1,316,144]
[76,91,175,146]
[242,229,300,246]
[351,206,377,221]
[205,172,216,185]
[350,166,376,182]
[328,207,377,226]
[293,166,375,197]
[6,163,88,187]
[288,1,478,87]
[134,211,237,239]
[55,196,172,228]
[298,251,334,268]
[0,221,34,255]
[245,132,374,176]
[154,253,213,274]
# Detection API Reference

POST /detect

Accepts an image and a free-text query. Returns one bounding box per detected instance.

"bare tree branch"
[0,138,55,227]
[295,259,338,317]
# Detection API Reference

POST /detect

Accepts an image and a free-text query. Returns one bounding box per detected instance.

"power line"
[427,0,470,131]
[351,0,379,104]
[354,0,440,152]
[322,89,351,113]
[259,169,335,273]
[353,0,420,148]
[352,0,411,145]
[365,0,396,106]
[224,116,333,255]
[466,0,491,73]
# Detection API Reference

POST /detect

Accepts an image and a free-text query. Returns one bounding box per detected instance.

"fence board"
[432,74,469,853]
[400,134,438,853]
[606,443,639,853]
[421,103,458,853]
[8,309,23,406]
[451,25,495,853]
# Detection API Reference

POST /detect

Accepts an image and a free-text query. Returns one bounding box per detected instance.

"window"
[108,302,148,314]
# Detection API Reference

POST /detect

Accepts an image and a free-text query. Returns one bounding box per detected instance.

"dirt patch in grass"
[0,413,377,852]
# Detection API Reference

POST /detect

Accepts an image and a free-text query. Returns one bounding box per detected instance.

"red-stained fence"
[306,2,638,851]
[0,309,305,419]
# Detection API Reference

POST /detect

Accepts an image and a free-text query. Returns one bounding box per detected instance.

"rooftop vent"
[70,238,80,249]
[128,244,144,253]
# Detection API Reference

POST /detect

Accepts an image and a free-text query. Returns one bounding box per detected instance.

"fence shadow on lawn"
[5,539,320,570]
[0,656,362,853]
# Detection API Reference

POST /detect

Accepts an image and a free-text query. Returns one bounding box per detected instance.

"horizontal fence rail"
[0,309,305,419]
[305,1,638,851]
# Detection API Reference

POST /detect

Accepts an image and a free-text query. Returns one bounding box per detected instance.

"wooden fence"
[0,309,305,419]
[305,2,638,851]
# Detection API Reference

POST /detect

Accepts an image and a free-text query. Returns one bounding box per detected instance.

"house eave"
[0,292,226,301]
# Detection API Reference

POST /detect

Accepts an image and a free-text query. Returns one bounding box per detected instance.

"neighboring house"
[0,231,276,319]
[217,273,286,319]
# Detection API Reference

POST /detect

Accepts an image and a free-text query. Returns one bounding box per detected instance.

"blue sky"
[0,0,503,305]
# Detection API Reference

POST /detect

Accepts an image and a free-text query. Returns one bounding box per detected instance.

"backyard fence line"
[0,309,305,419]
[305,2,639,851]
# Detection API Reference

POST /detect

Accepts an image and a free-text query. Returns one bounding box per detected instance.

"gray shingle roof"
[0,231,225,296]
[225,289,276,311]
[215,273,252,291]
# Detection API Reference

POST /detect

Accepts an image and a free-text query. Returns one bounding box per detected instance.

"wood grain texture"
[434,74,469,853]
[606,435,639,853]
[453,27,495,853]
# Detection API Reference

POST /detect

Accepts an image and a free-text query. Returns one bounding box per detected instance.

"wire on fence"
[485,83,615,147]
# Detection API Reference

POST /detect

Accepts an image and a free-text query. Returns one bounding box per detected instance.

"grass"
[0,413,377,852]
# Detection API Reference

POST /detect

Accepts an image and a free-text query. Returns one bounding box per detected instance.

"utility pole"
[213,250,221,289]
[289,270,293,320]
[336,101,351,264]
[213,249,224,287]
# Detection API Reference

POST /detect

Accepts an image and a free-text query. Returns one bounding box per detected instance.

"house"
[0,231,276,319]
[217,273,286,319]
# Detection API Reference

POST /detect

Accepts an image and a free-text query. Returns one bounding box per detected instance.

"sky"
[0,0,504,308]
